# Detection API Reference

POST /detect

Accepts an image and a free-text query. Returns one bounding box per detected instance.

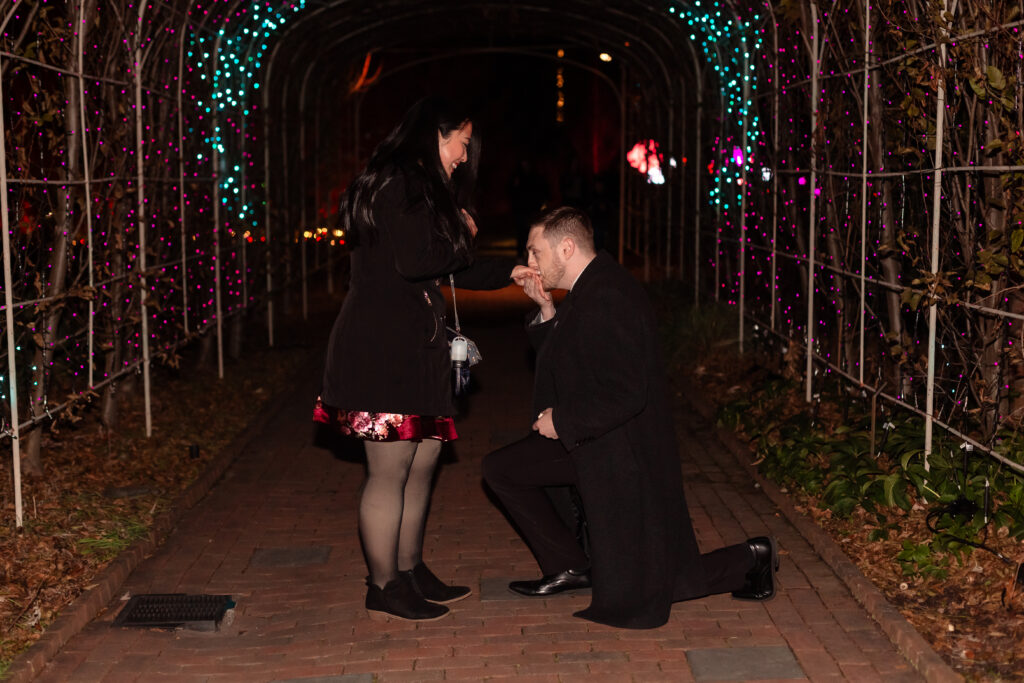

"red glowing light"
[627,140,661,175]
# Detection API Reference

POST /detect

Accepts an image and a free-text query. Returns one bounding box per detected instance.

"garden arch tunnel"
[8,7,1024,676]
[18,0,1024,534]
[194,0,759,364]
[1,0,760,525]
[209,0,759,347]
[213,0,759,301]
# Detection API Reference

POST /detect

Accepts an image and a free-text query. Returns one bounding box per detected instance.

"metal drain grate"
[113,593,235,630]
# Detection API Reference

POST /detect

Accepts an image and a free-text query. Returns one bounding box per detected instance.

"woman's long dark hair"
[339,96,479,251]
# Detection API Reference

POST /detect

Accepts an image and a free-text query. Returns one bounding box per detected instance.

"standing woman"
[315,96,522,621]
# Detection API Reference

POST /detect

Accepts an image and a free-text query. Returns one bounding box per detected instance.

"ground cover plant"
[655,288,1024,682]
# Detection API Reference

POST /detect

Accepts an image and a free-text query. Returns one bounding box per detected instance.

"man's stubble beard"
[544,258,566,292]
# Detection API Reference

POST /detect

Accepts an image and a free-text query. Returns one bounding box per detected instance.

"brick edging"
[678,378,963,683]
[3,357,315,683]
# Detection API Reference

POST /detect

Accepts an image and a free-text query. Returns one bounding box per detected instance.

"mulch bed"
[683,348,1024,682]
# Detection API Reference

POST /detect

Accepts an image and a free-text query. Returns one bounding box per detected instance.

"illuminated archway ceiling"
[220,0,743,95]
[187,0,759,214]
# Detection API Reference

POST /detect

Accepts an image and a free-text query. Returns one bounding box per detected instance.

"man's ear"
[560,237,576,260]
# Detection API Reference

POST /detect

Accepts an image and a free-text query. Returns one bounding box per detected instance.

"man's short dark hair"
[536,206,596,254]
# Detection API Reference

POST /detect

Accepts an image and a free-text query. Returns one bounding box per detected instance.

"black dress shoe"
[732,536,779,601]
[509,568,591,597]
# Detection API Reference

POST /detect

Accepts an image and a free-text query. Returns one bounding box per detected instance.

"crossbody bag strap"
[449,274,461,335]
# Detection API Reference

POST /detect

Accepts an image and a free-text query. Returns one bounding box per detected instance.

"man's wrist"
[530,304,556,326]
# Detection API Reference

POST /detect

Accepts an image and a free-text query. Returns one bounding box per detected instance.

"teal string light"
[188,1,307,232]
[667,0,764,210]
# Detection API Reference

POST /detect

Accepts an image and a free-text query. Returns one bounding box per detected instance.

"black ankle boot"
[400,562,472,604]
[365,577,449,621]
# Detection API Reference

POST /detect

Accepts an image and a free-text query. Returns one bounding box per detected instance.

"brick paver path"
[31,286,931,682]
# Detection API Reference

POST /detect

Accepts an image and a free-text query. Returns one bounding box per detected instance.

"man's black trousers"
[482,432,754,595]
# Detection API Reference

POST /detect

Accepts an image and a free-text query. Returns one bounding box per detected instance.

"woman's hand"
[511,266,555,320]
[511,264,535,286]
[521,272,551,306]
[461,209,478,238]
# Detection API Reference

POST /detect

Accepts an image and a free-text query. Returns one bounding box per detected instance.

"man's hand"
[532,407,558,439]
[511,266,555,320]
[521,272,552,305]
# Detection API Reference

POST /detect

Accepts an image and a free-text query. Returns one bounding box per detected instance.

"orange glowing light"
[349,52,382,94]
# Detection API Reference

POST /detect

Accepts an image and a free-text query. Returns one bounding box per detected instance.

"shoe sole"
[366,607,450,622]
[428,589,472,605]
[765,535,779,600]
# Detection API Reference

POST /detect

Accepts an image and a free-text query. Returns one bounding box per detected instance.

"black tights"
[360,439,442,589]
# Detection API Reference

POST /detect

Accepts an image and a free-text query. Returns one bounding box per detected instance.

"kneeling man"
[484,206,778,629]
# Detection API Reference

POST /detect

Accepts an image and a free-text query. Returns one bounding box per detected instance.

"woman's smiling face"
[438,121,472,178]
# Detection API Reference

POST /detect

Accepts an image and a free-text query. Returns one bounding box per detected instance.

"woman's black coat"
[528,252,709,628]
[321,174,514,416]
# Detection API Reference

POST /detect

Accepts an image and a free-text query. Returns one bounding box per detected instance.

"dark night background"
[343,50,622,254]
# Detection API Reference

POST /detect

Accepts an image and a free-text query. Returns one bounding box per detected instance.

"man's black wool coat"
[529,251,709,629]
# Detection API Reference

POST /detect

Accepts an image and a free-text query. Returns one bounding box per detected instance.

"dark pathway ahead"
[23,285,951,682]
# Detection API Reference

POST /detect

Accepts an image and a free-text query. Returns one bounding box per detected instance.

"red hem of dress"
[313,398,457,442]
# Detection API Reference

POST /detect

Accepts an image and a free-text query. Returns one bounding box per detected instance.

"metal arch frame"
[0,0,757,528]
[188,0,270,375]
[223,2,312,344]
[261,2,673,113]
[681,39,707,300]
[257,22,314,322]
[267,9,682,121]
[194,1,751,285]
[600,3,701,276]
[261,27,319,323]
[257,2,667,103]
[291,0,688,74]
[0,25,20,527]
[177,3,234,379]
[219,20,278,325]
[176,0,200,342]
[262,36,288,348]
[733,9,754,353]
[251,0,701,265]
[646,3,761,291]
[297,55,319,320]
[678,1,762,327]
[184,0,753,313]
